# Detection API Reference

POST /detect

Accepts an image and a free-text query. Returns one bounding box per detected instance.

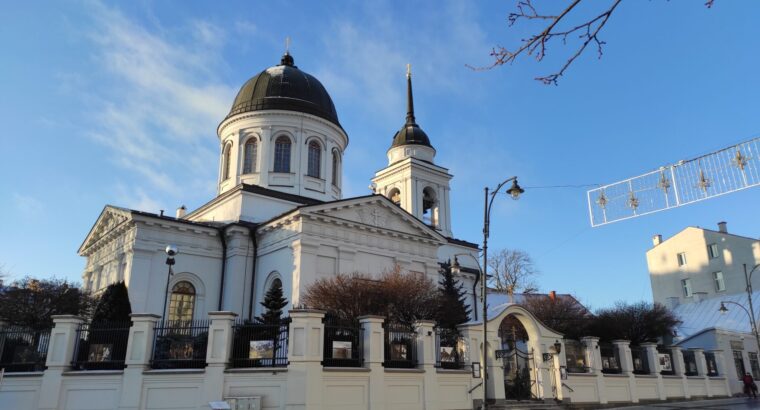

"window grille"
[631,346,650,375]
[600,343,621,374]
[331,151,339,186]
[223,143,232,180]
[434,327,465,369]
[230,318,290,368]
[243,140,257,173]
[383,322,417,369]
[274,137,291,173]
[151,319,210,369]
[307,141,321,178]
[322,315,363,368]
[0,326,51,372]
[71,321,132,370]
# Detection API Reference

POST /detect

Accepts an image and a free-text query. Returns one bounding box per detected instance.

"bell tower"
[372,65,453,237]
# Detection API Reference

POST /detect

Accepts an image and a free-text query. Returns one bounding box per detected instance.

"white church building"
[78,52,482,323]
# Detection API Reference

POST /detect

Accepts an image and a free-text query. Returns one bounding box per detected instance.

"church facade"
[78,53,481,323]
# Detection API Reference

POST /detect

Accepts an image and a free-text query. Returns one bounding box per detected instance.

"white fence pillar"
[690,348,710,397]
[710,349,731,396]
[670,346,689,398]
[286,309,325,410]
[612,339,638,403]
[203,312,237,406]
[360,315,385,410]
[415,320,437,409]
[581,336,606,404]
[641,342,666,401]
[39,315,83,410]
[118,313,160,410]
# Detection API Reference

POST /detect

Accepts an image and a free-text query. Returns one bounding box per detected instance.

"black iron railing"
[435,327,464,369]
[631,346,650,375]
[383,322,417,369]
[600,343,622,374]
[72,321,132,370]
[564,340,589,373]
[0,326,51,372]
[704,352,719,376]
[683,350,698,376]
[657,346,675,375]
[322,315,363,367]
[151,320,210,369]
[230,318,290,368]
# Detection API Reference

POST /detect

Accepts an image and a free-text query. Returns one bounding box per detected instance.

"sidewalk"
[608,397,760,409]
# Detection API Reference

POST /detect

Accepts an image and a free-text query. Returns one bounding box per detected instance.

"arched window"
[307,141,321,178]
[422,187,438,227]
[222,143,232,180]
[331,150,340,186]
[274,136,291,173]
[243,139,257,174]
[168,281,196,322]
[388,188,401,206]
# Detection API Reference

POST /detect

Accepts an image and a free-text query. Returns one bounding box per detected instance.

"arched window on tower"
[168,281,196,322]
[422,187,438,228]
[243,139,257,174]
[274,136,292,173]
[222,143,233,180]
[307,141,321,178]
[388,188,401,206]
[331,149,340,186]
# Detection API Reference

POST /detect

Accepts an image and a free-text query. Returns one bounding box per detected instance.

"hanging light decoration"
[733,149,750,171]
[657,170,671,194]
[626,191,639,211]
[697,168,711,193]
[596,190,608,209]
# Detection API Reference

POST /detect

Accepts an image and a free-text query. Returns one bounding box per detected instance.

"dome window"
[222,143,233,180]
[331,149,340,187]
[274,136,292,173]
[243,139,258,174]
[307,141,321,178]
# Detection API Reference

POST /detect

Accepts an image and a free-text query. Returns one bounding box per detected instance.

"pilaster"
[360,315,386,410]
[690,348,710,397]
[612,340,638,403]
[641,342,666,401]
[670,346,689,398]
[581,336,606,404]
[415,320,438,409]
[710,349,731,396]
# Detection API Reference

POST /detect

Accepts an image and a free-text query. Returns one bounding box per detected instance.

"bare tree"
[520,293,591,340]
[487,249,539,296]
[482,0,716,85]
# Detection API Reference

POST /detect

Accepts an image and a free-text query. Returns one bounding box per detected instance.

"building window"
[708,243,719,259]
[331,150,340,186]
[223,143,232,180]
[422,187,438,227]
[714,271,726,292]
[243,139,257,173]
[168,281,196,322]
[274,136,291,173]
[750,352,760,379]
[682,278,692,297]
[735,350,747,379]
[388,188,401,206]
[307,141,321,178]
[677,252,687,267]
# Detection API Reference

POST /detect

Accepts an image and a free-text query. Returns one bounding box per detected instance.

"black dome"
[391,123,431,148]
[225,53,341,128]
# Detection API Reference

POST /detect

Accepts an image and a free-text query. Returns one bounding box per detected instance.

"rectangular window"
[708,243,719,259]
[734,350,746,379]
[682,278,692,297]
[750,352,760,379]
[677,252,687,266]
[714,271,726,292]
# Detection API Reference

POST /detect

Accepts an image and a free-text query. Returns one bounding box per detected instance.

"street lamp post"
[456,177,523,410]
[720,263,760,353]
[161,245,178,320]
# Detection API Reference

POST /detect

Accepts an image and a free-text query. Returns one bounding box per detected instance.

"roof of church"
[391,68,432,149]
[446,237,479,249]
[224,52,341,128]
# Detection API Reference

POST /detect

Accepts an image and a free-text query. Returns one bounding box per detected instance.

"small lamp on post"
[718,300,760,356]
[161,245,179,321]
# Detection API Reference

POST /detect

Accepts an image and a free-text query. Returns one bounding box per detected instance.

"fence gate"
[500,346,535,400]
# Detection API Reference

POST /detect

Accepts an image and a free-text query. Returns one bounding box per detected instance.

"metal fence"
[322,316,363,368]
[0,326,51,372]
[564,340,589,373]
[230,318,290,368]
[71,321,132,371]
[683,350,698,376]
[434,328,464,369]
[631,346,650,375]
[658,346,675,375]
[151,320,210,369]
[600,343,622,374]
[383,322,417,369]
[704,352,719,376]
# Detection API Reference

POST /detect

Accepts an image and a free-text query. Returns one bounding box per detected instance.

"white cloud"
[82,2,237,205]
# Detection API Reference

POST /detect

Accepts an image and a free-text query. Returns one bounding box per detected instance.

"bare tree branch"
[479,0,716,85]
[487,249,539,295]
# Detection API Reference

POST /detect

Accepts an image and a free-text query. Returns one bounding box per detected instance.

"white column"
[360,315,386,410]
[710,349,731,396]
[118,313,161,410]
[690,348,710,397]
[202,312,237,406]
[581,336,606,404]
[39,315,83,410]
[415,320,438,409]
[286,309,326,410]
[641,342,666,401]
[670,346,689,399]
[612,340,638,403]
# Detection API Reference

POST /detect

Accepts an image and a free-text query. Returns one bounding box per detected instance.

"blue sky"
[1,1,759,310]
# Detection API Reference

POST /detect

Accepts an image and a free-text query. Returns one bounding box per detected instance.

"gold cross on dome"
[406,63,411,79]
[285,36,291,52]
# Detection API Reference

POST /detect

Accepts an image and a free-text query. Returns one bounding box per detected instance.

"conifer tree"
[436,261,471,333]
[92,281,132,323]
[258,280,288,323]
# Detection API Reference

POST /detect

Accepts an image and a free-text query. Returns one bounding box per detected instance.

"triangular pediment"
[78,205,133,255]
[300,195,446,243]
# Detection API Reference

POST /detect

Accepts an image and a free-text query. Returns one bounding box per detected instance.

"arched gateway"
[459,303,565,404]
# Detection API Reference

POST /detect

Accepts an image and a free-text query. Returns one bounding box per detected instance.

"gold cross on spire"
[406,63,411,79]
[285,36,291,52]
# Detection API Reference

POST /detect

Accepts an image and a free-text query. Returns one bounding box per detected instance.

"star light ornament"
[697,168,711,194]
[626,191,639,213]
[733,149,750,171]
